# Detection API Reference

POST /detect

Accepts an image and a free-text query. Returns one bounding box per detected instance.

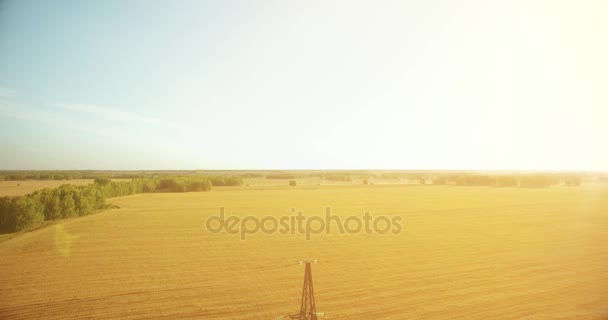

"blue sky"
[1,0,607,170]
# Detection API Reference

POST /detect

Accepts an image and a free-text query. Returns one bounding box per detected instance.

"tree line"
[0,175,242,234]
[0,171,147,181]
[0,170,237,182]
[322,174,352,182]
[431,174,581,188]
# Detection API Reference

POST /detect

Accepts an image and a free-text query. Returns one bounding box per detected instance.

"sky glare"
[1,0,607,170]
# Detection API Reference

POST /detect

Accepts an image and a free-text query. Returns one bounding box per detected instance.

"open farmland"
[0,184,607,319]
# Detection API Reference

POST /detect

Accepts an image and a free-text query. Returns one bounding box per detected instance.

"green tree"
[14,197,44,231]
[94,177,112,186]
[61,195,77,218]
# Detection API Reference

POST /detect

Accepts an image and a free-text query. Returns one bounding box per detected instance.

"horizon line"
[0,168,606,174]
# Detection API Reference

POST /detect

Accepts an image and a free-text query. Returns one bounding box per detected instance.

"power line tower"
[289,260,321,320]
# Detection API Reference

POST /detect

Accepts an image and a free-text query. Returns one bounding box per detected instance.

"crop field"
[1,184,607,319]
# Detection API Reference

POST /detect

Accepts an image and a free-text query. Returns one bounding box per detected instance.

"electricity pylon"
[289,260,320,320]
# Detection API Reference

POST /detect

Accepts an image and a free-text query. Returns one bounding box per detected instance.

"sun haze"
[0,0,607,170]
[1,2,608,319]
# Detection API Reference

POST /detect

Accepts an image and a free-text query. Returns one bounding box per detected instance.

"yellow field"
[0,179,132,197]
[0,185,607,319]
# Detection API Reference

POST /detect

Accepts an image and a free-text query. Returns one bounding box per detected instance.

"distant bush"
[445,174,558,188]
[563,176,582,186]
[323,175,352,182]
[242,173,264,178]
[446,175,494,186]
[157,177,211,192]
[289,180,297,186]
[266,174,296,179]
[209,176,243,186]
[94,177,112,186]
[496,176,518,187]
[184,178,212,192]
[158,178,180,191]
[432,177,446,185]
[376,173,402,179]
[519,175,555,188]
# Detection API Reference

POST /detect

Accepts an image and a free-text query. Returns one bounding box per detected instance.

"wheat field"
[1,184,607,319]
